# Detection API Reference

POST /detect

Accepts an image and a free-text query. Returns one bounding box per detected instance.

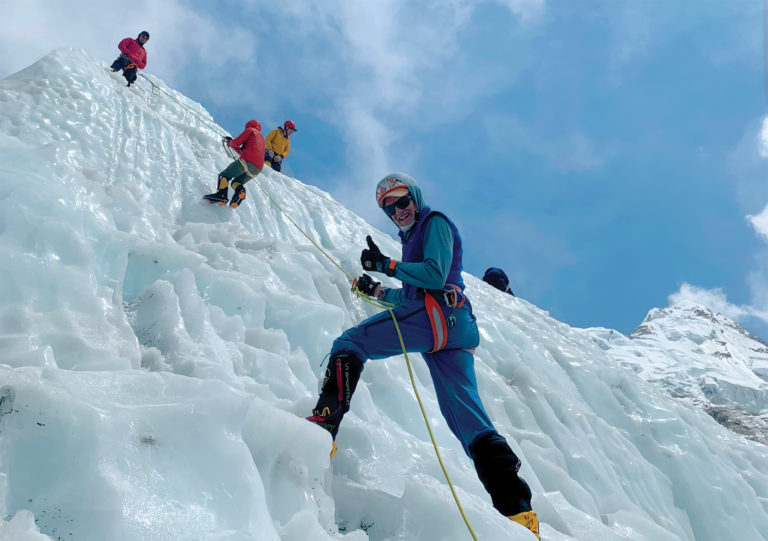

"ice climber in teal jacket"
[307,172,540,538]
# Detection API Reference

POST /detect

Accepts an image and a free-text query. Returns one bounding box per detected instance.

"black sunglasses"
[382,193,413,216]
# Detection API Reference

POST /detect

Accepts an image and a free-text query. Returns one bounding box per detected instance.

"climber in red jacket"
[110,31,149,87]
[203,120,266,208]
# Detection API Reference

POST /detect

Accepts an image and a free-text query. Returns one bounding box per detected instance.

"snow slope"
[0,49,767,541]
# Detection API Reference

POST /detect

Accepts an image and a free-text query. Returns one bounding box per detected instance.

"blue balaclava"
[375,172,425,231]
[483,267,510,292]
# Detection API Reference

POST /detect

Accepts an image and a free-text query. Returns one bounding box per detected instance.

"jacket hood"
[245,120,262,131]
[375,172,424,211]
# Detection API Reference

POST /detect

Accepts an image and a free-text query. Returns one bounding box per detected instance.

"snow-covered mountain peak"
[595,301,768,445]
[632,301,768,380]
[635,301,768,350]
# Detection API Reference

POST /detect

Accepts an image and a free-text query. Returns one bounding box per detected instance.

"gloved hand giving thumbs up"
[360,235,396,277]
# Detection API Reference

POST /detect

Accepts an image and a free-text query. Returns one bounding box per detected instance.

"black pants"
[265,152,282,172]
[470,432,533,516]
[110,54,138,86]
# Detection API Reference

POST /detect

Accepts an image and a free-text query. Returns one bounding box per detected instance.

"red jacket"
[229,120,265,169]
[118,38,147,69]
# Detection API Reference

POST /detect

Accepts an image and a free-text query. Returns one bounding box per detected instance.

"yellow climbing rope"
[138,73,224,136]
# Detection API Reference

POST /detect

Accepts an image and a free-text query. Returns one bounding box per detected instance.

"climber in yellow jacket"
[264,120,297,173]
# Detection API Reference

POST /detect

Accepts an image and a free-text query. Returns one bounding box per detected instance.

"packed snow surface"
[0,49,767,541]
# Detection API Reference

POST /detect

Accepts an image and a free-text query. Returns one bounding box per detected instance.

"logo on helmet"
[375,177,410,205]
[377,177,403,197]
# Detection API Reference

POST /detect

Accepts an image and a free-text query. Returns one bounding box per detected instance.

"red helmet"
[284,120,297,131]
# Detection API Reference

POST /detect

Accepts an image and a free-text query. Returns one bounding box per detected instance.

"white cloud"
[0,1,245,82]
[669,283,768,334]
[669,284,750,321]
[609,2,655,69]
[493,0,545,22]
[672,201,768,338]
[747,203,768,242]
[727,116,768,244]
[671,175,768,337]
[486,114,608,171]
[715,118,768,338]
[243,0,548,205]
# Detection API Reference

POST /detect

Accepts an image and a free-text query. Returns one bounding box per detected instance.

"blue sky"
[2,0,768,337]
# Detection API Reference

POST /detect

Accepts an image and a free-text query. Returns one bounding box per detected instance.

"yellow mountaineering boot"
[203,187,229,205]
[509,511,539,539]
[203,175,230,205]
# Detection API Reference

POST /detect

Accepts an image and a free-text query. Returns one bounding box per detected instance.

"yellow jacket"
[265,127,291,158]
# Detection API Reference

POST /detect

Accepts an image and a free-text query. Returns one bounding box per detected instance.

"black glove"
[360,235,395,276]
[354,274,380,297]
[223,136,233,143]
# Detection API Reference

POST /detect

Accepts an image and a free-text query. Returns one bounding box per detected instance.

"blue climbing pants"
[331,298,496,456]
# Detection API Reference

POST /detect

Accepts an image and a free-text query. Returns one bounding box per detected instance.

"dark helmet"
[138,31,150,40]
[482,267,512,294]
[284,120,297,131]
